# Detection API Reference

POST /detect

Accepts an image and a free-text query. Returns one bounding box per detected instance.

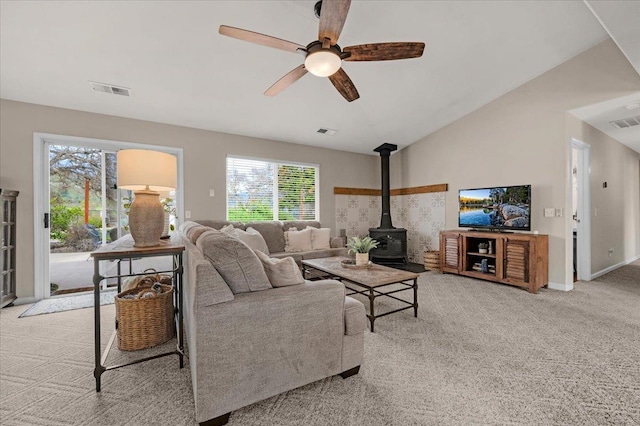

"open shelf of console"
[439,230,548,293]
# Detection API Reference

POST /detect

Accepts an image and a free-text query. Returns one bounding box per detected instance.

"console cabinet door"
[503,239,529,284]
[440,232,460,273]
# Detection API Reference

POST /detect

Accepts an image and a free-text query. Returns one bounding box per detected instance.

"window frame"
[226,155,320,222]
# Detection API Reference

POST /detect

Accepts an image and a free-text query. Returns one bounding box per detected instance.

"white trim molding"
[591,255,640,280]
[548,281,574,292]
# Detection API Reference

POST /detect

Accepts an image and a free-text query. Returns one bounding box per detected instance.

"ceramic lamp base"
[129,190,164,247]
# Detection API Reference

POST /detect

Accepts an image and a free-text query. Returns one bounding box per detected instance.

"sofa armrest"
[192,280,346,422]
[330,236,346,248]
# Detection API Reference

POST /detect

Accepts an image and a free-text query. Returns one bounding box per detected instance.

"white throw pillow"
[284,228,313,252]
[254,250,304,287]
[305,226,331,250]
[235,227,270,254]
[220,224,236,236]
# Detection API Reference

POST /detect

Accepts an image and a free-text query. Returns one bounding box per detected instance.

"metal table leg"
[93,259,104,392]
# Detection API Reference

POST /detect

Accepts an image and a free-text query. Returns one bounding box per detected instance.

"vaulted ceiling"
[1,1,636,155]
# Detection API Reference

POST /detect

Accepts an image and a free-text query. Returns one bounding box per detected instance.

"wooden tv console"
[439,230,548,293]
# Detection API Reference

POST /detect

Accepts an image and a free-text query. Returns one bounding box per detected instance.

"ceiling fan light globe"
[304,50,341,77]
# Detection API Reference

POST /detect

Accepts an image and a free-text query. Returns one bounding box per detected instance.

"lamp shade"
[117,149,177,191]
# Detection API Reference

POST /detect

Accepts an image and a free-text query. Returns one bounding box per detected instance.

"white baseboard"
[548,281,573,292]
[591,255,640,280]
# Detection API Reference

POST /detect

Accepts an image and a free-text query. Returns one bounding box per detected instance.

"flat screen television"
[458,185,531,231]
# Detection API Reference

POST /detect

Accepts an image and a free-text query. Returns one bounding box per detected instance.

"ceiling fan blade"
[264,65,308,97]
[328,68,359,102]
[343,42,425,61]
[219,25,306,54]
[318,0,351,45]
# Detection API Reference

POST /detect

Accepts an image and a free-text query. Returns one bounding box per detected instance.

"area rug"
[18,290,116,318]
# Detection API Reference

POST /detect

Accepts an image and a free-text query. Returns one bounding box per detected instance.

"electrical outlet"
[544,208,555,218]
[185,210,191,219]
[608,248,614,257]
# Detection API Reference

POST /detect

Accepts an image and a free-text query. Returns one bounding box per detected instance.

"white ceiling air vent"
[609,115,640,129]
[317,128,337,135]
[89,81,131,97]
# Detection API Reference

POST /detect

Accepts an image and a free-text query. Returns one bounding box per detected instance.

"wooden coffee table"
[302,256,419,332]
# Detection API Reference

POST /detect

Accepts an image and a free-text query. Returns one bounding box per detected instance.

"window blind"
[227,157,317,222]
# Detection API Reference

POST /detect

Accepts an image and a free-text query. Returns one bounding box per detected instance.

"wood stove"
[369,143,407,264]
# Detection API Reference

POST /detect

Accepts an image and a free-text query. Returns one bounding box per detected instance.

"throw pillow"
[220,223,236,236]
[254,250,305,287]
[196,229,272,294]
[186,225,212,244]
[305,226,331,250]
[235,227,270,254]
[284,228,313,252]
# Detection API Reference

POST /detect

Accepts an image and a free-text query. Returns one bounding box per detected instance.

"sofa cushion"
[270,251,303,265]
[306,226,331,250]
[195,219,246,231]
[301,248,349,260]
[178,220,200,235]
[285,228,313,252]
[344,296,367,335]
[245,221,285,254]
[220,224,236,236]
[254,250,304,287]
[186,224,213,244]
[235,227,270,254]
[196,229,272,294]
[283,221,321,231]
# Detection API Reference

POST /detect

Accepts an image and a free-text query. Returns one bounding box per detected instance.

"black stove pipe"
[374,143,398,229]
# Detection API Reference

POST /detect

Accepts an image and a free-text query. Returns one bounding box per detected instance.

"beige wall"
[0,99,378,299]
[567,115,640,274]
[390,39,640,286]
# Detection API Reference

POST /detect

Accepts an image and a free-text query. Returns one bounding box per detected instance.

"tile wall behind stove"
[335,192,446,264]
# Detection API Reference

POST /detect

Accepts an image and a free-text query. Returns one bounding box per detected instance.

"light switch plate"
[185,210,191,219]
[544,208,555,218]
[555,208,563,217]
[209,189,215,197]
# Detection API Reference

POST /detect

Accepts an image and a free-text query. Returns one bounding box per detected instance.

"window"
[226,156,318,222]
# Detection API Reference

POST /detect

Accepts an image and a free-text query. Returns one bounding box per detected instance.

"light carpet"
[1,261,638,425]
[18,291,117,318]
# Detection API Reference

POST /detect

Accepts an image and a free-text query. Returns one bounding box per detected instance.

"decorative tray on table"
[340,259,373,269]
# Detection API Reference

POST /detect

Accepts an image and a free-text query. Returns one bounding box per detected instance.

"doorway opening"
[33,133,183,301]
[571,138,591,282]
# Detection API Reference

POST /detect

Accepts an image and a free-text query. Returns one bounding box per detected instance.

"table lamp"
[117,149,177,247]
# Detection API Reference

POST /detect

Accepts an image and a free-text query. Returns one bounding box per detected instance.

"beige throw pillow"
[284,228,313,252]
[220,224,236,236]
[305,226,331,250]
[196,229,272,294]
[254,250,305,287]
[234,227,270,254]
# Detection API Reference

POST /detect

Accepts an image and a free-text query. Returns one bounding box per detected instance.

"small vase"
[355,252,369,266]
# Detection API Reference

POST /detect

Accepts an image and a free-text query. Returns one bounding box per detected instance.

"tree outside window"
[227,157,318,221]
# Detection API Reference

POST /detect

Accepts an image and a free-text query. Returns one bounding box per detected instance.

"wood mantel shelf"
[334,183,448,196]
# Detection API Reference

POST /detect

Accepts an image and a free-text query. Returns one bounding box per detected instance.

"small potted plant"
[478,242,488,254]
[347,236,380,266]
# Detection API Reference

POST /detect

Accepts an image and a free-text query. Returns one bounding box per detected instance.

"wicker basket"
[423,251,440,271]
[115,279,175,351]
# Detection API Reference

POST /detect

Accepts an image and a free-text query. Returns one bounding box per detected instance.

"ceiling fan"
[219,0,425,102]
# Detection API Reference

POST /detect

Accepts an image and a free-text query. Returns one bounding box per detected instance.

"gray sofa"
[193,219,348,266]
[179,221,366,426]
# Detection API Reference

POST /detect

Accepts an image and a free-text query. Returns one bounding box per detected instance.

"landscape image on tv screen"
[459,185,531,230]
